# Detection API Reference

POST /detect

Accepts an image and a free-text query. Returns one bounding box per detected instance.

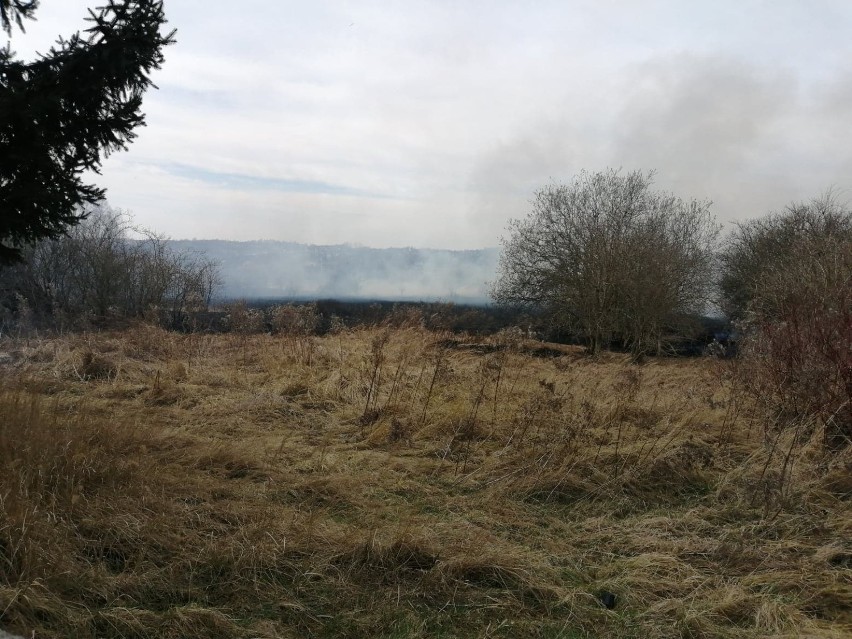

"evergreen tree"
[0,0,175,263]
[1,1,38,36]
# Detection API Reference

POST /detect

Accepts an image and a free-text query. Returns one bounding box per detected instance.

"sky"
[8,1,852,249]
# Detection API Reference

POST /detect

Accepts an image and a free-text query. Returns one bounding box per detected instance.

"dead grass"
[0,325,849,638]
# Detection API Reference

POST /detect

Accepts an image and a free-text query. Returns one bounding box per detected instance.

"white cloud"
[8,1,852,247]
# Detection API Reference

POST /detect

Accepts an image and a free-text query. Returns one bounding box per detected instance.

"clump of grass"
[335,532,439,581]
[0,390,152,633]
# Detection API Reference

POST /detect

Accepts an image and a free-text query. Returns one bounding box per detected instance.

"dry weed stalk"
[361,328,390,423]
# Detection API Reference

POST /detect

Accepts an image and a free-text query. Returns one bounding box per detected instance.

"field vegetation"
[2,3,850,636]
[1,320,850,638]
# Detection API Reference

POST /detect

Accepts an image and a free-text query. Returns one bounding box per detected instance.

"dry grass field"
[0,323,850,638]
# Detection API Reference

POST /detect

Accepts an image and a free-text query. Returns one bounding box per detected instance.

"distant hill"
[168,240,500,303]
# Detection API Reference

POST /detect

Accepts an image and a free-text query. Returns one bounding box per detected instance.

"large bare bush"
[719,193,852,321]
[723,196,852,449]
[270,303,320,335]
[491,169,719,355]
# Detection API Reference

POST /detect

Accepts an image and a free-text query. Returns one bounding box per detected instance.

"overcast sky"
[9,1,852,248]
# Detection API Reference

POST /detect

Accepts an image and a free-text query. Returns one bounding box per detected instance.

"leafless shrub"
[270,303,320,336]
[383,304,425,329]
[327,314,347,334]
[494,326,525,349]
[492,169,719,356]
[725,195,852,449]
[224,300,266,334]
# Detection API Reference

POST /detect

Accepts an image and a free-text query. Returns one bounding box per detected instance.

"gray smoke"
[169,240,499,303]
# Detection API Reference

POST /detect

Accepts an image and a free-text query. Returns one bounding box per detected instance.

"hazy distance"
[170,240,498,303]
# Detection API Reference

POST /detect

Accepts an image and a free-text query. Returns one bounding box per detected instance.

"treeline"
[0,207,220,332]
[240,299,539,335]
[166,299,539,338]
[214,299,724,352]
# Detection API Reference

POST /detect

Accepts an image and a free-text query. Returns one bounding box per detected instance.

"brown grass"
[0,325,849,638]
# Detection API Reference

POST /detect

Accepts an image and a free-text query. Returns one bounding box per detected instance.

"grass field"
[0,324,850,638]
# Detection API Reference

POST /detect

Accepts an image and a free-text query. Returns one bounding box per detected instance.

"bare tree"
[164,251,222,326]
[3,205,220,328]
[491,169,719,355]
